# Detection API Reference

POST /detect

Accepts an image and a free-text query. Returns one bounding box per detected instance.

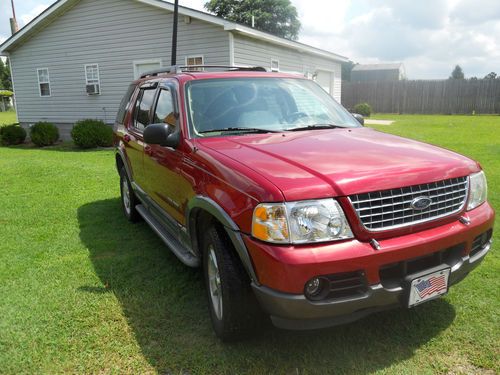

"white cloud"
[179,0,205,12]
[294,0,350,35]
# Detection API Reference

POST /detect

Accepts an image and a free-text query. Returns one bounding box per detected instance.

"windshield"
[185,77,361,137]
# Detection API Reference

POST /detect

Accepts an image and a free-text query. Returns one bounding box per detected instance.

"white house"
[0,0,348,139]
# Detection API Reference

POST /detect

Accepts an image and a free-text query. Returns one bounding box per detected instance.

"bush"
[353,102,372,117]
[0,124,27,146]
[71,119,113,149]
[30,122,59,147]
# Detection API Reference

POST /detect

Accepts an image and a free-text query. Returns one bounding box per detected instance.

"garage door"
[316,70,334,96]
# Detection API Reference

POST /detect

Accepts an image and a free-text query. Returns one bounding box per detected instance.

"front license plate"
[408,268,450,307]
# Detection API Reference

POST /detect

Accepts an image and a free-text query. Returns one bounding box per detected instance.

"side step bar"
[136,204,200,267]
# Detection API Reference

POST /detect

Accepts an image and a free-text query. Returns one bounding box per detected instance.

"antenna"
[171,0,179,65]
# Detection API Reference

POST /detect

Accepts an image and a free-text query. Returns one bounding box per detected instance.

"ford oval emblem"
[411,197,432,210]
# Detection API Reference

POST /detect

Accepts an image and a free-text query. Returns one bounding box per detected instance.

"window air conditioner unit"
[86,84,100,95]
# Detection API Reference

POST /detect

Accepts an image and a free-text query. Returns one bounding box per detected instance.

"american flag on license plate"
[414,275,447,298]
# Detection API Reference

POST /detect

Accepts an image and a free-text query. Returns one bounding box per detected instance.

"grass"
[0,114,498,374]
[0,110,17,126]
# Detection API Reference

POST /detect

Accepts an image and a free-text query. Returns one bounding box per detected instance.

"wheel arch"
[115,148,132,181]
[187,196,259,284]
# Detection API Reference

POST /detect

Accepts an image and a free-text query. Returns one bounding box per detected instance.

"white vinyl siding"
[37,68,51,97]
[233,34,342,102]
[9,0,230,125]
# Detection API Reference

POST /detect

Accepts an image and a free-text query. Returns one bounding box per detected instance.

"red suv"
[114,66,494,340]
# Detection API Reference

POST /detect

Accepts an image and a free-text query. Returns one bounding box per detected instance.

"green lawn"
[0,115,498,374]
[0,110,17,125]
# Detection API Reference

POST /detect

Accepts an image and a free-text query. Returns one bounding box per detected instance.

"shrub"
[30,122,59,147]
[353,102,372,117]
[96,123,113,147]
[0,124,27,146]
[71,119,113,149]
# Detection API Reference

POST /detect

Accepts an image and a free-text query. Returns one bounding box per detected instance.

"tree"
[484,72,497,79]
[449,65,465,79]
[205,0,301,40]
[341,61,356,82]
[0,58,12,90]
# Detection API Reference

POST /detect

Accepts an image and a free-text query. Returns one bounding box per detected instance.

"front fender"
[187,196,259,284]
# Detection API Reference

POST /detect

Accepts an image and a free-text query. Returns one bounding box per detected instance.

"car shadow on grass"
[78,198,456,375]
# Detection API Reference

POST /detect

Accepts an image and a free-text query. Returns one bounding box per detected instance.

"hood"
[197,128,479,201]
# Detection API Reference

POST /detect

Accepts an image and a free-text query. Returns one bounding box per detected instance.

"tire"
[203,225,261,341]
[119,166,141,223]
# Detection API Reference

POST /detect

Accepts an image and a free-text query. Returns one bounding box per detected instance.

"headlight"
[467,171,488,211]
[252,199,353,244]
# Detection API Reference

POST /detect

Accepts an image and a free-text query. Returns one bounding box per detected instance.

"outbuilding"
[0,0,347,139]
[351,63,406,82]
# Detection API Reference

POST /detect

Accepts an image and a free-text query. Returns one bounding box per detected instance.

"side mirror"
[144,123,180,148]
[352,113,364,125]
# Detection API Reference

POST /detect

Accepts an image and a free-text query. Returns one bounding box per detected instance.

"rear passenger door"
[125,83,157,191]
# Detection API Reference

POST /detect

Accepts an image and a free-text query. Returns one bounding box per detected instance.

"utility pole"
[10,0,19,34]
[171,0,179,66]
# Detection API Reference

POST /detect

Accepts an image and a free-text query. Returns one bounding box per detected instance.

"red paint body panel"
[245,202,495,293]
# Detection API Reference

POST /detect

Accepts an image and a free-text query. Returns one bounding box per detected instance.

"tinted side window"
[133,88,156,131]
[153,89,174,125]
[115,84,136,124]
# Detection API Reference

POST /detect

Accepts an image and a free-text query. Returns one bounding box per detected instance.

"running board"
[136,204,200,267]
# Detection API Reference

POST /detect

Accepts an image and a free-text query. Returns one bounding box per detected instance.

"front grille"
[379,244,465,288]
[350,177,469,231]
[326,271,367,300]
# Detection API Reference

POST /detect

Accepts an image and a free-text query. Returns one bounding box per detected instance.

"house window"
[85,64,101,95]
[37,68,51,97]
[271,59,279,72]
[185,55,204,71]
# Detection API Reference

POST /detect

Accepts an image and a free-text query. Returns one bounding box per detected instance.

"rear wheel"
[119,167,140,222]
[203,225,261,341]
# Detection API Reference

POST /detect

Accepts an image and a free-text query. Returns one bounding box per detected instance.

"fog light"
[306,278,320,295]
[305,277,328,300]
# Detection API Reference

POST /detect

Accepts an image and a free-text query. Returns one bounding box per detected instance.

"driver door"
[143,86,189,225]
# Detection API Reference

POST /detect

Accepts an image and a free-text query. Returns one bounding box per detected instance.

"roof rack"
[140,65,267,79]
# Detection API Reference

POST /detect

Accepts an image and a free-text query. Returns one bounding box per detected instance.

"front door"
[143,86,193,226]
[133,60,161,79]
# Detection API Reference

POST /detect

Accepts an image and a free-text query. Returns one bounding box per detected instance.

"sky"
[1,0,499,79]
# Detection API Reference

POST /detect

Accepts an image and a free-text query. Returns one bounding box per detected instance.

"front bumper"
[252,239,492,330]
[245,202,495,330]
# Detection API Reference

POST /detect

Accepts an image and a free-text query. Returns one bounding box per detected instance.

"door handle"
[123,134,131,143]
[144,145,153,156]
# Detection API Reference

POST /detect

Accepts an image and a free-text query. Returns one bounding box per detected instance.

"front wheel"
[203,225,262,341]
[119,166,140,222]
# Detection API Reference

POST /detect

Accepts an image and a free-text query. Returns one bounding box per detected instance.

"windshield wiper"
[286,124,346,132]
[199,127,278,134]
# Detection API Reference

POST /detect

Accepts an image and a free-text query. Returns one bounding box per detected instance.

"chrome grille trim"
[349,177,469,232]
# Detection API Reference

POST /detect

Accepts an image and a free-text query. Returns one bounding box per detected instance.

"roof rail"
[139,65,267,78]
